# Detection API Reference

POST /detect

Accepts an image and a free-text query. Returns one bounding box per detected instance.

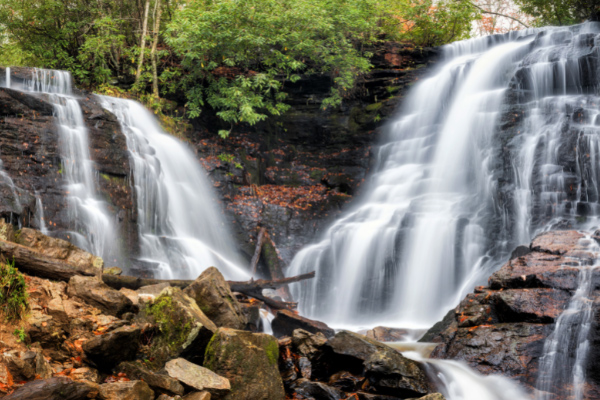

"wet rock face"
[191,44,440,268]
[279,329,433,399]
[0,81,137,265]
[426,230,600,397]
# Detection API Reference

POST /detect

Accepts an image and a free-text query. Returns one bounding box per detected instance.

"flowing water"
[99,97,248,280]
[14,69,122,263]
[535,235,599,400]
[289,22,600,331]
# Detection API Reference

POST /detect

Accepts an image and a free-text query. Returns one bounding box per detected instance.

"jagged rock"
[67,275,134,316]
[327,331,430,398]
[1,351,35,382]
[82,325,141,370]
[328,370,364,392]
[16,228,104,271]
[183,392,211,400]
[165,358,229,397]
[34,351,52,379]
[117,361,185,396]
[26,311,66,346]
[292,329,328,362]
[203,328,285,400]
[426,231,600,394]
[99,380,154,400]
[365,327,409,342]
[183,267,246,330]
[292,378,344,400]
[69,367,101,383]
[142,287,217,366]
[3,377,98,400]
[272,309,335,338]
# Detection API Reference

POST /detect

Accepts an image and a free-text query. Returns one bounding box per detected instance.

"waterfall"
[99,97,248,280]
[22,69,122,264]
[5,67,10,89]
[289,21,600,329]
[535,235,598,400]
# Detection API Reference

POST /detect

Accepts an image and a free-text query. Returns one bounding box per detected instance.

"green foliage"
[13,327,26,343]
[0,0,478,132]
[514,0,599,26]
[0,260,29,320]
[165,0,477,125]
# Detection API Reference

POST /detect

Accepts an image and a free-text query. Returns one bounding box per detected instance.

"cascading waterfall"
[23,69,121,263]
[99,97,248,280]
[5,67,10,89]
[289,21,600,330]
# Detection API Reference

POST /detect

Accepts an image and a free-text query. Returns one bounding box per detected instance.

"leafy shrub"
[0,260,29,320]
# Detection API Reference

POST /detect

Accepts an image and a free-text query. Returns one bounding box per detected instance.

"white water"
[289,22,600,330]
[260,308,275,335]
[99,97,248,280]
[535,235,599,400]
[18,69,122,263]
[5,67,10,88]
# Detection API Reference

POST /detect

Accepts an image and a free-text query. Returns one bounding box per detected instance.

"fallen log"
[0,239,98,281]
[101,274,192,291]
[228,271,315,292]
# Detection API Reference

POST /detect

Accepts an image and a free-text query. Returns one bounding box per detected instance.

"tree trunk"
[135,0,151,84]
[150,0,163,98]
[250,227,267,275]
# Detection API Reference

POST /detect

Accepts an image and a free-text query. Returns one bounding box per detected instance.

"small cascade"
[34,193,48,235]
[428,360,528,400]
[5,67,10,88]
[99,97,248,280]
[289,22,600,329]
[535,235,599,400]
[398,342,528,400]
[259,309,274,335]
[23,69,121,263]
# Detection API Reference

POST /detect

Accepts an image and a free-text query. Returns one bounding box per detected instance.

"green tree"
[514,0,599,26]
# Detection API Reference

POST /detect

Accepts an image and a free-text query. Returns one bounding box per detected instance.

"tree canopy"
[9,0,597,133]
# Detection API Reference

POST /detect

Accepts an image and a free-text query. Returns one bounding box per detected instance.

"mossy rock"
[203,328,285,400]
[183,267,247,330]
[143,287,217,368]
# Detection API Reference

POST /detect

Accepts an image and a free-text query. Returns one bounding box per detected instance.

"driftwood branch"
[229,271,315,292]
[250,227,267,275]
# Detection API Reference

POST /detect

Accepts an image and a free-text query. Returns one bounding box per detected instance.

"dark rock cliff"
[0,68,137,266]
[188,43,440,271]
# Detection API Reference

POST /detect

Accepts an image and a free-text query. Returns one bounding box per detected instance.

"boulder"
[165,358,229,397]
[365,327,409,342]
[203,328,285,400]
[183,267,246,329]
[99,380,154,400]
[15,227,104,272]
[292,378,344,400]
[3,377,98,400]
[272,309,335,338]
[117,361,185,396]
[426,231,600,394]
[415,394,445,400]
[83,325,141,370]
[67,275,134,316]
[69,367,101,383]
[1,351,35,382]
[143,287,217,366]
[183,392,211,400]
[327,331,430,398]
[292,329,328,360]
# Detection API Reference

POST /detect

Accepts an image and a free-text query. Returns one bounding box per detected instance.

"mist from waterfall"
[289,21,600,330]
